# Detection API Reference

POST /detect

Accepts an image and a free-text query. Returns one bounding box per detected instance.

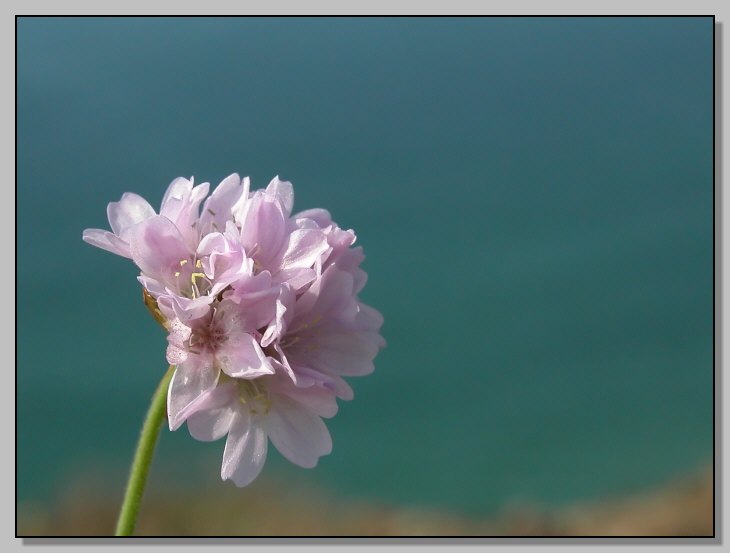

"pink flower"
[262,265,385,401]
[83,174,250,321]
[83,173,384,487]
[237,178,331,290]
[185,371,337,486]
[82,175,217,259]
[165,299,277,431]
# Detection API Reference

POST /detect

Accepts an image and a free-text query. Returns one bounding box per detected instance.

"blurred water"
[17,17,713,515]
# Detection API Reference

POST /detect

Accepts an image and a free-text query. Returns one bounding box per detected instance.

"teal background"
[17,17,713,515]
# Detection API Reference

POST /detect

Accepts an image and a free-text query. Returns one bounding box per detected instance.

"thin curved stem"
[114,365,175,536]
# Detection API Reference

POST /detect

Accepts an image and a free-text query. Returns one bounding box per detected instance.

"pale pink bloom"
[263,265,385,401]
[293,208,359,270]
[165,299,277,431]
[185,370,337,486]
[133,219,252,323]
[82,192,156,258]
[81,176,216,258]
[237,178,331,291]
[175,264,384,487]
[83,172,385,488]
[84,174,251,322]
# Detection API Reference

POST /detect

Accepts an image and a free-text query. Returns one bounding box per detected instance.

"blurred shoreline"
[18,462,712,537]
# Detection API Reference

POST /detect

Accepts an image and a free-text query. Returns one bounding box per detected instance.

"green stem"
[115,365,175,536]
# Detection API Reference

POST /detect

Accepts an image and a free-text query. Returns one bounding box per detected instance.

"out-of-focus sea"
[17,17,713,515]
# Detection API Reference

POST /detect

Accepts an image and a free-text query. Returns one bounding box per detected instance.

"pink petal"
[226,270,272,300]
[129,215,193,286]
[270,344,296,382]
[216,332,274,379]
[333,247,367,293]
[294,266,357,323]
[260,288,294,347]
[107,192,155,236]
[165,318,192,365]
[160,177,193,217]
[197,232,250,295]
[265,175,294,215]
[326,374,354,401]
[231,176,251,226]
[223,286,279,332]
[190,180,210,206]
[293,208,331,227]
[272,267,317,292]
[323,228,357,268]
[82,228,132,258]
[187,404,236,442]
[199,173,242,234]
[294,328,378,377]
[268,376,339,418]
[281,229,329,271]
[284,365,354,401]
[137,275,167,298]
[240,191,288,269]
[356,302,384,332]
[264,397,332,468]
[222,410,268,487]
[159,295,214,325]
[167,357,220,431]
[305,367,353,399]
[159,177,210,249]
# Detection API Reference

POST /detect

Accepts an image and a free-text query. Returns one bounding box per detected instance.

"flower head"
[83,174,384,486]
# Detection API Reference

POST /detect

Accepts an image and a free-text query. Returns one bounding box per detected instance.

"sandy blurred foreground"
[19,464,712,537]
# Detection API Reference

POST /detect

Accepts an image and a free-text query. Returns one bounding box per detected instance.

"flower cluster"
[83,174,384,486]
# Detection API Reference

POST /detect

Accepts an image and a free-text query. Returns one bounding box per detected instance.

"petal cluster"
[83,174,384,486]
